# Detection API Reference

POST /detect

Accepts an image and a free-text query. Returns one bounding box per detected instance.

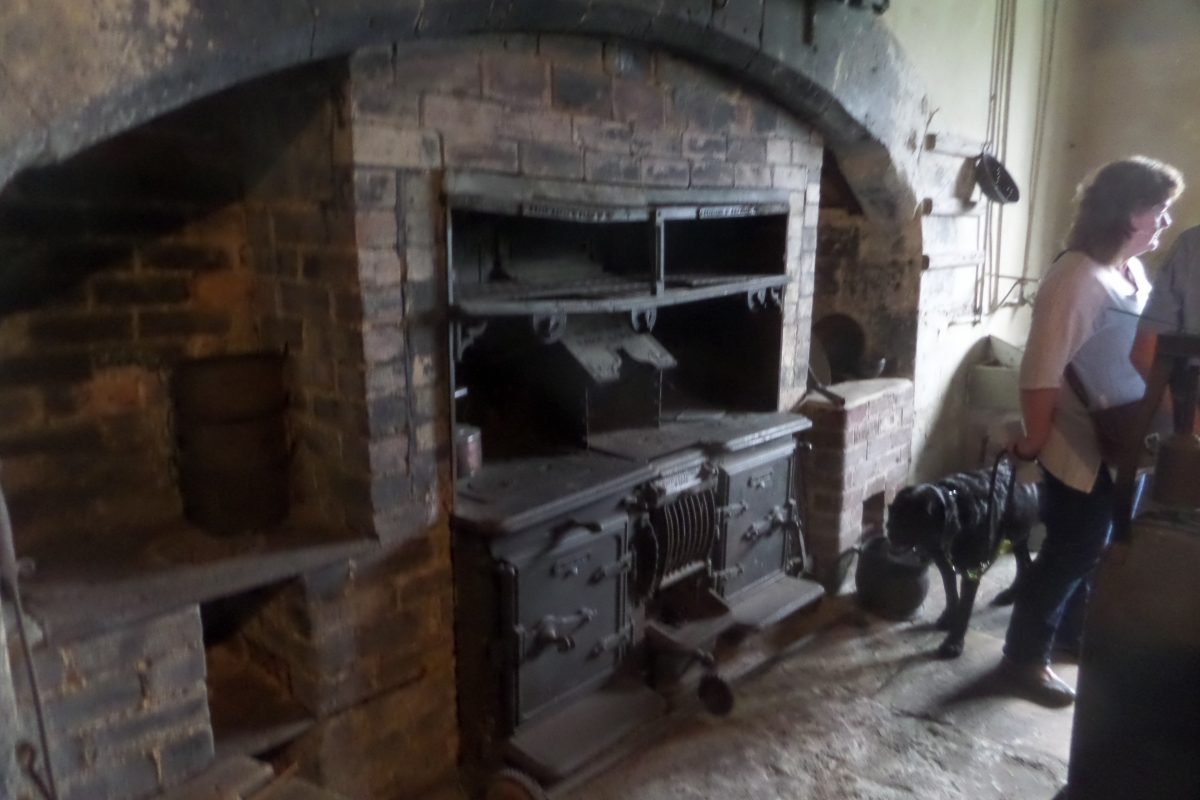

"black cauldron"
[854,535,930,620]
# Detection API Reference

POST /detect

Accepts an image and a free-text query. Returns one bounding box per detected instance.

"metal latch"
[718,501,748,519]
[517,608,597,657]
[552,551,593,578]
[747,468,774,490]
[711,564,744,581]
[590,623,633,658]
[590,552,632,583]
[742,505,789,542]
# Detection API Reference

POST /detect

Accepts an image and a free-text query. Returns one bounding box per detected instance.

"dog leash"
[975,450,1018,581]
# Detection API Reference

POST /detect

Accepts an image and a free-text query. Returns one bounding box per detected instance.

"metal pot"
[854,535,931,620]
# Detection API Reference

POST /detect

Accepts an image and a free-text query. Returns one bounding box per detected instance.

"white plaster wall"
[886,0,1200,479]
[884,1,1051,478]
[883,2,995,142]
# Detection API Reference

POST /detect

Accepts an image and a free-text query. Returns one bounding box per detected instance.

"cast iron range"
[453,413,823,797]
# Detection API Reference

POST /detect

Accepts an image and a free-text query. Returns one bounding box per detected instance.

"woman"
[1004,156,1184,707]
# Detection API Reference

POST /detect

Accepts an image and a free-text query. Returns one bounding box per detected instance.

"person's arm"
[1130,328,1158,380]
[1011,257,1094,460]
[1012,387,1058,460]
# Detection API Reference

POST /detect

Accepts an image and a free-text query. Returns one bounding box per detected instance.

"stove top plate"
[587,411,812,462]
[453,451,654,534]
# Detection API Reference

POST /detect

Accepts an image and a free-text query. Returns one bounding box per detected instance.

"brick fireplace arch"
[0,0,924,238]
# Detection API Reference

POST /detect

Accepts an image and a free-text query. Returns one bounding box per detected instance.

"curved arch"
[0,1,925,239]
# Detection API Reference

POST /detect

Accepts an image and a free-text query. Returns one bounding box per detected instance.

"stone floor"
[569,554,1073,800]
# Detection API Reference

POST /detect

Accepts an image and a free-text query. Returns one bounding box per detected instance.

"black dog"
[886,459,1037,658]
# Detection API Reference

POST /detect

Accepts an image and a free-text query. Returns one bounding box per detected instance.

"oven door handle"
[590,552,633,583]
[526,608,597,654]
[718,501,748,519]
[590,623,633,658]
[742,504,790,542]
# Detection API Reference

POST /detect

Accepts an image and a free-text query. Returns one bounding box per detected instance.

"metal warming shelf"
[455,273,792,317]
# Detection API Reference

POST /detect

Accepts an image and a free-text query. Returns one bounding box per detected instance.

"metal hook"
[17,741,55,800]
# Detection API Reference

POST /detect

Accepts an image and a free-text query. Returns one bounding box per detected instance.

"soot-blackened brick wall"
[0,122,255,552]
[0,62,360,553]
[814,207,919,381]
[0,59,381,551]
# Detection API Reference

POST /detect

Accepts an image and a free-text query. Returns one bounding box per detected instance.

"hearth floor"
[558,553,1071,800]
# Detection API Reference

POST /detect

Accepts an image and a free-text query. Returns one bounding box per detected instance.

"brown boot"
[999,658,1076,707]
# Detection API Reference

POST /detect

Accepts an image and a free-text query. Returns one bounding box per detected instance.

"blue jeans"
[1003,467,1115,666]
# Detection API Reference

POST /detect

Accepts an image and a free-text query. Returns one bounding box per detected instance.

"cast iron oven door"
[716,439,797,598]
[502,514,631,724]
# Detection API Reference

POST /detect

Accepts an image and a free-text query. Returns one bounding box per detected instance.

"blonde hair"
[1065,156,1184,263]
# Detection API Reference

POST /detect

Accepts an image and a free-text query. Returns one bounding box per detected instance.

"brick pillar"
[256,538,458,798]
[801,378,913,583]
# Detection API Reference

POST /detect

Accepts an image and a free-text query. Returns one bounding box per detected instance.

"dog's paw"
[935,610,954,630]
[992,586,1017,606]
[937,638,965,659]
